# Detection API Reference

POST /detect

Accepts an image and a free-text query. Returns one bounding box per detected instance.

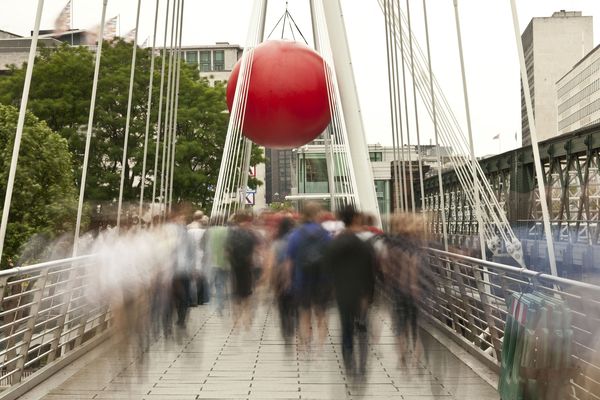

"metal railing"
[0,256,110,389]
[1,247,598,399]
[423,248,600,400]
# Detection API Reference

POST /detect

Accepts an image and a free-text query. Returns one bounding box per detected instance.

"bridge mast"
[321,0,381,226]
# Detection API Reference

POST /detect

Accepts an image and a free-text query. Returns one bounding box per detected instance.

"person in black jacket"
[327,205,377,378]
[226,210,260,329]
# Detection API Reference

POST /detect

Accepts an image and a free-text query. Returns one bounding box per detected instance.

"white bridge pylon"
[210,0,381,226]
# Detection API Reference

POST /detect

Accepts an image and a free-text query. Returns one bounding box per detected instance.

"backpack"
[296,225,327,279]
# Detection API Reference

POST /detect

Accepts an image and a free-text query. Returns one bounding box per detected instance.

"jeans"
[339,301,369,376]
[212,267,229,315]
[172,274,191,327]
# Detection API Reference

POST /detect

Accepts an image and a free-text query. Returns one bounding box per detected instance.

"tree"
[0,104,78,268]
[0,41,263,217]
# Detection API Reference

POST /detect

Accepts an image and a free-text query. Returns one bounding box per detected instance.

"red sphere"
[226,40,331,149]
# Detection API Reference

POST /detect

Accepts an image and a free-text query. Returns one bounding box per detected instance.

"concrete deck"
[22,304,499,400]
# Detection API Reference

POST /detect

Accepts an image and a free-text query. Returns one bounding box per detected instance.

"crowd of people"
[84,202,430,380]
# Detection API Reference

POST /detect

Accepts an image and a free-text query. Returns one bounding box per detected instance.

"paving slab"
[22,303,499,400]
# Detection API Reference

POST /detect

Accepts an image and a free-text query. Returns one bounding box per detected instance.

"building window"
[369,152,383,162]
[374,180,390,215]
[305,158,327,182]
[185,51,198,65]
[214,50,225,71]
[200,51,211,72]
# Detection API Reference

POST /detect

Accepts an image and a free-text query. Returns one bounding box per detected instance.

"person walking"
[286,202,331,351]
[383,213,427,367]
[265,217,297,344]
[188,211,209,305]
[169,213,195,329]
[226,210,260,328]
[327,205,377,378]
[203,219,230,316]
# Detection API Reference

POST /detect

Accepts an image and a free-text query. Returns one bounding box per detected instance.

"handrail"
[427,247,600,292]
[421,247,600,399]
[0,255,108,389]
[0,255,94,278]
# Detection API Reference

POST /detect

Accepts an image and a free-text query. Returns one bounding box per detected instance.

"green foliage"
[0,40,256,216]
[0,104,78,268]
[269,200,293,212]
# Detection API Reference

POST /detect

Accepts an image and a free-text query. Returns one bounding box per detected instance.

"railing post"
[95,304,111,333]
[11,268,50,384]
[73,282,93,348]
[46,263,78,363]
[439,257,464,335]
[450,262,479,345]
[0,276,7,306]
[473,265,502,360]
[424,252,445,321]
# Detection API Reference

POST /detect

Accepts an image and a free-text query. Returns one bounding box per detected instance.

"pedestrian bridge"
[0,249,598,400]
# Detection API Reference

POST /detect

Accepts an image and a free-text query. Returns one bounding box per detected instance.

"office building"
[521,11,592,145]
[180,42,243,86]
[265,148,293,204]
[289,143,451,216]
[557,44,600,134]
[0,30,62,73]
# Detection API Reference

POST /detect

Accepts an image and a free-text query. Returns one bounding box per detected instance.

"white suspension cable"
[414,79,503,240]
[396,0,415,212]
[418,0,447,250]
[405,0,426,214]
[390,5,495,240]
[384,0,402,213]
[316,9,348,205]
[451,0,486,259]
[163,0,180,216]
[393,0,408,213]
[383,1,523,263]
[411,67,509,243]
[160,0,177,219]
[151,0,171,222]
[222,43,255,219]
[0,0,45,263]
[73,0,108,256]
[168,0,184,213]
[211,0,267,223]
[309,0,337,211]
[234,1,269,214]
[116,0,142,231]
[138,0,161,220]
[216,14,258,221]
[314,0,359,208]
[509,0,557,275]
[392,0,407,213]
[213,48,251,221]
[394,7,509,221]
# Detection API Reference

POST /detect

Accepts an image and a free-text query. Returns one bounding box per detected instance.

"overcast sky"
[3,0,600,157]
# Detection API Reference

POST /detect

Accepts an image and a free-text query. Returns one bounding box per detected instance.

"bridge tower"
[210,0,380,225]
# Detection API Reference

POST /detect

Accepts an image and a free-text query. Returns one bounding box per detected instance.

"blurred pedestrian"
[327,205,377,378]
[265,217,297,344]
[226,210,260,329]
[383,213,426,367]
[188,210,209,305]
[204,218,230,316]
[169,213,195,329]
[286,202,331,351]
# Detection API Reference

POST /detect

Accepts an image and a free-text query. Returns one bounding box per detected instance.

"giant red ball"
[226,40,331,149]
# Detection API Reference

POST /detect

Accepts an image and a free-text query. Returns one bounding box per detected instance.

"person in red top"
[363,213,384,236]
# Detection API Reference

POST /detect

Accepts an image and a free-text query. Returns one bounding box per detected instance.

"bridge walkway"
[22,304,499,400]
